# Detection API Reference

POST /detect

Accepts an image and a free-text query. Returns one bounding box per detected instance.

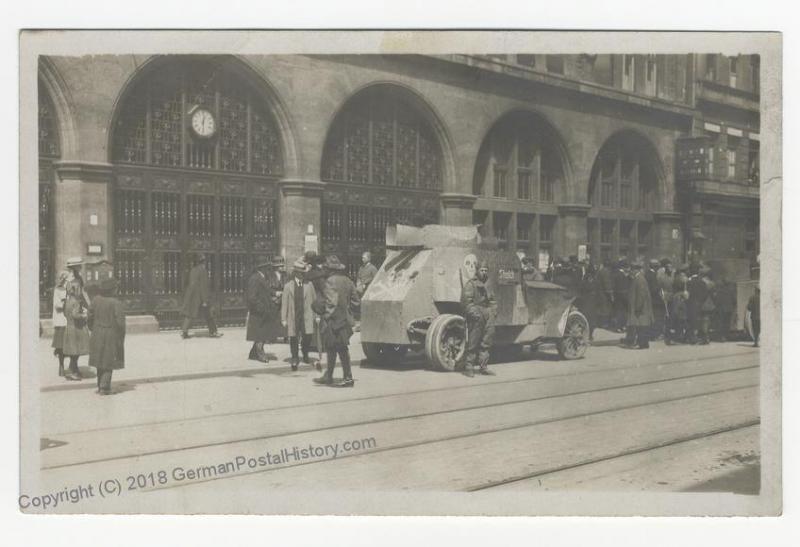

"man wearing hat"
[622,260,654,349]
[312,255,360,387]
[646,258,665,339]
[246,258,281,363]
[180,253,221,339]
[88,277,125,395]
[281,258,316,370]
[460,259,497,377]
[686,264,710,344]
[612,259,631,332]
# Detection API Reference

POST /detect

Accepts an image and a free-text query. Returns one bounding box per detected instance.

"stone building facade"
[36,53,760,327]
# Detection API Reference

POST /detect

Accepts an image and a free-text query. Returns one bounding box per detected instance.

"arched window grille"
[587,135,659,262]
[320,88,444,276]
[472,113,567,258]
[321,91,443,190]
[112,59,284,176]
[110,58,283,328]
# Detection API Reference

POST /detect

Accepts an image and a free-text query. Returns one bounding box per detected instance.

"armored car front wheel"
[425,314,467,371]
[362,343,409,366]
[557,310,590,360]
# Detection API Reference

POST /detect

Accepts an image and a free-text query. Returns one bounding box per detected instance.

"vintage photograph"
[18,31,781,516]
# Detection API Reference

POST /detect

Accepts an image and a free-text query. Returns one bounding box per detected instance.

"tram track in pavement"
[463,419,761,491]
[41,359,758,471]
[44,350,758,437]
[136,383,759,494]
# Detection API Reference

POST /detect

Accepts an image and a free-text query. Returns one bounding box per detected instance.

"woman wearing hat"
[62,281,91,380]
[51,271,71,377]
[246,258,282,363]
[88,278,126,395]
[312,255,360,387]
[281,258,316,370]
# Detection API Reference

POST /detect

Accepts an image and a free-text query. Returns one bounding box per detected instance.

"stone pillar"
[653,211,685,264]
[440,193,477,226]
[53,161,113,272]
[279,179,324,263]
[557,203,591,258]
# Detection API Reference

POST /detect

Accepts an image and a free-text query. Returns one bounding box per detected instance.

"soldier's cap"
[660,258,673,267]
[270,255,286,268]
[324,255,347,271]
[649,258,660,267]
[477,259,489,270]
[66,256,83,267]
[254,258,271,269]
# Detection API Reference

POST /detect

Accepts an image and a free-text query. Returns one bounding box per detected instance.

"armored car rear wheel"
[557,310,590,360]
[425,314,466,371]
[362,343,408,366]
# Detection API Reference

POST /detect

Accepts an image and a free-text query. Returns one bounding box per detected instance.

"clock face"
[190,108,216,138]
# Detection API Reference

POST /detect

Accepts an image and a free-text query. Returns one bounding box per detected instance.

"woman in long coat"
[51,271,70,377]
[88,278,126,395]
[62,281,90,380]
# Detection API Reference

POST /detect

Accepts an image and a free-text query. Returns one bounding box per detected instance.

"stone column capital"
[54,161,114,183]
[440,192,478,208]
[652,210,684,222]
[557,203,592,216]
[279,179,326,197]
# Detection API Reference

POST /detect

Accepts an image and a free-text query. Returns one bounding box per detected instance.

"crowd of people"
[522,255,760,350]
[49,246,760,394]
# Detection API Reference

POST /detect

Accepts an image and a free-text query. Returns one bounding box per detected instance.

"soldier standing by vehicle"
[356,251,378,297]
[461,259,497,377]
[312,256,360,387]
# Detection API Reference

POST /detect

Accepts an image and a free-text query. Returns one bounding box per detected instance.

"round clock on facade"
[189,106,217,138]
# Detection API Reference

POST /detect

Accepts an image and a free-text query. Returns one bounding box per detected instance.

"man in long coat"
[281,258,316,370]
[686,265,710,345]
[622,261,654,349]
[593,259,614,330]
[312,255,360,387]
[461,259,497,377]
[246,258,281,363]
[180,254,221,339]
[88,277,126,395]
[612,259,631,332]
[646,258,665,340]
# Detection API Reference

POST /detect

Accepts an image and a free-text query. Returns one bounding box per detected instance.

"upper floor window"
[729,56,738,88]
[112,58,284,176]
[645,55,658,96]
[622,55,635,91]
[706,54,718,81]
[727,148,737,179]
[545,55,565,75]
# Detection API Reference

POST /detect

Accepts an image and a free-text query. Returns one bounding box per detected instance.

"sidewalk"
[35,325,628,391]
